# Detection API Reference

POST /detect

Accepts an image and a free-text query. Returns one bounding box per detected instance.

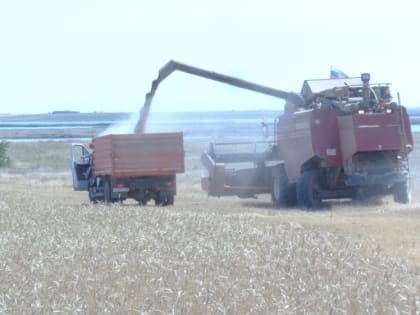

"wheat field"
[0,139,420,314]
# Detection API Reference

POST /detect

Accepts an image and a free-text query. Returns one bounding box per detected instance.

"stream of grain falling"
[133,77,161,134]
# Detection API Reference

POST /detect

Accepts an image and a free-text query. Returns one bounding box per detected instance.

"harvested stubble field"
[1,137,420,314]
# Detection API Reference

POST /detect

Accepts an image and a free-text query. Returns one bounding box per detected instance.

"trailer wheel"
[271,165,296,208]
[393,180,411,204]
[160,195,174,206]
[154,193,161,206]
[297,170,322,210]
[88,187,98,204]
[166,195,174,206]
[103,180,112,205]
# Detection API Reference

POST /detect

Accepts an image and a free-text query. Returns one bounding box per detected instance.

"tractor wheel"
[393,180,411,204]
[271,165,296,208]
[103,180,112,205]
[296,170,322,210]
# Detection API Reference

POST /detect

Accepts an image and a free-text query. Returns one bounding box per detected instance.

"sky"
[1,0,419,114]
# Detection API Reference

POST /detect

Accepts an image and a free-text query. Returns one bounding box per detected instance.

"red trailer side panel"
[92,133,184,177]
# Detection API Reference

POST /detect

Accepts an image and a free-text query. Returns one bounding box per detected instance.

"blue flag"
[330,66,349,79]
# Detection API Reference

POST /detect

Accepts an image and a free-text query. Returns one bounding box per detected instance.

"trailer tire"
[297,170,322,210]
[88,188,98,204]
[154,194,174,206]
[162,195,174,206]
[103,180,112,205]
[393,180,411,204]
[271,165,296,208]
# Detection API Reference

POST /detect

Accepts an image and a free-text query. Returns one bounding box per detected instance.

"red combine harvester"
[202,74,413,208]
[135,61,413,209]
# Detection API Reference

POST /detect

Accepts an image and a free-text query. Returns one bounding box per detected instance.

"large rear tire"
[393,180,411,204]
[271,165,296,208]
[297,170,322,210]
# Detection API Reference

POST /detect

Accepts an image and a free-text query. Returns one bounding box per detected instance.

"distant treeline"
[51,110,80,114]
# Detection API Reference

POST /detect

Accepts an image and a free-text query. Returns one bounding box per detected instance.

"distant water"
[0,111,280,142]
[0,121,110,130]
[1,111,419,142]
[411,124,420,133]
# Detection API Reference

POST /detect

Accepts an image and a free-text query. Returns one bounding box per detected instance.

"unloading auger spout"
[133,60,304,134]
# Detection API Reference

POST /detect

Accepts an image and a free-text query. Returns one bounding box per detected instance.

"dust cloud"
[98,112,139,136]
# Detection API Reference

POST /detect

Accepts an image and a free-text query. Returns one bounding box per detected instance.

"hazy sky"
[1,0,419,114]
